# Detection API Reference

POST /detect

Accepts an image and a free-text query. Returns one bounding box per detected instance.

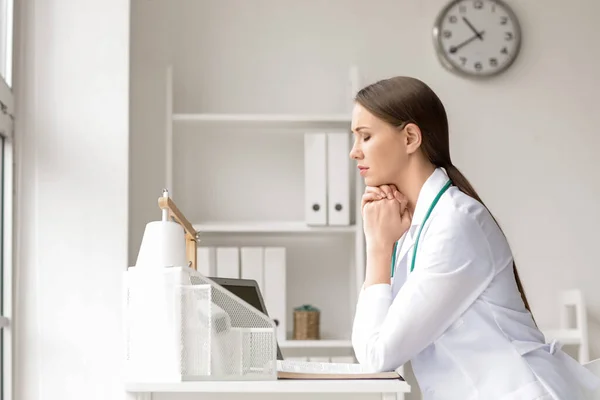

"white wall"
[9,0,599,398]
[14,0,130,399]
[131,0,600,356]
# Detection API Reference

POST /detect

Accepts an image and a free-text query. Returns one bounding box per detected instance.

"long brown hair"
[355,76,533,316]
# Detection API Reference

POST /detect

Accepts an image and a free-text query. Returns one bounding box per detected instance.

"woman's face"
[349,103,408,187]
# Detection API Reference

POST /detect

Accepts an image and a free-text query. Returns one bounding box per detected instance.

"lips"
[358,166,369,176]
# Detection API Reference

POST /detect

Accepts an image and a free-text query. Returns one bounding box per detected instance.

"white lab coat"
[352,168,600,399]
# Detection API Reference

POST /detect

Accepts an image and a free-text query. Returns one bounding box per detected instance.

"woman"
[349,76,599,399]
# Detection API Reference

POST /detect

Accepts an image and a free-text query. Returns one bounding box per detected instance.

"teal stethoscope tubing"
[390,180,452,278]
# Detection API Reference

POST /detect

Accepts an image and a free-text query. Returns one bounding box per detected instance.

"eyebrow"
[352,126,370,133]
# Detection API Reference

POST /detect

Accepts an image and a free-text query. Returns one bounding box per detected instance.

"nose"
[349,140,363,160]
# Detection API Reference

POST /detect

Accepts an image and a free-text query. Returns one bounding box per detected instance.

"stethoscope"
[391,179,453,278]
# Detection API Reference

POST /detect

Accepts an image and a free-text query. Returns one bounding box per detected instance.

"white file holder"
[123,266,277,382]
[327,132,351,225]
[304,132,328,225]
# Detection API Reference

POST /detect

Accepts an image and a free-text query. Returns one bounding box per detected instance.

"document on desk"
[276,360,404,380]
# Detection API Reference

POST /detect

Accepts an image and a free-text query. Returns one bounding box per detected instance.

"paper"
[276,360,404,380]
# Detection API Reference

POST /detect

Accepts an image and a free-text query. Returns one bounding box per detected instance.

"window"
[0,0,14,399]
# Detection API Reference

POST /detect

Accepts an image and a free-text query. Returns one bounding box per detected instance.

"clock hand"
[462,17,484,40]
[449,31,485,54]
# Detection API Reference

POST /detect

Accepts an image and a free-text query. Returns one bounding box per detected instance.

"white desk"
[125,380,411,400]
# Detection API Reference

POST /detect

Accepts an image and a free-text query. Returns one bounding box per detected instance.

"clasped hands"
[362,184,412,251]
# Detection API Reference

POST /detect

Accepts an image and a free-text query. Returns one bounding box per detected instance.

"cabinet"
[163,65,366,360]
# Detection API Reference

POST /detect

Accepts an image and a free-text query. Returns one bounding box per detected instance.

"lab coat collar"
[394,168,450,269]
[410,167,451,231]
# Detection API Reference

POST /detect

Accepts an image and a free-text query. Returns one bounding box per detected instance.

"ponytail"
[444,163,534,319]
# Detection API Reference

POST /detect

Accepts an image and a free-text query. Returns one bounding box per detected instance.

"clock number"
[449,15,457,23]
[501,47,508,54]
[474,61,483,71]
[474,1,483,9]
[459,4,467,13]
[460,57,467,65]
[490,58,498,67]
[500,16,508,25]
[505,32,513,41]
[443,30,452,38]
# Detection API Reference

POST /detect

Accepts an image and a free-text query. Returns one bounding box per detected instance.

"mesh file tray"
[123,266,277,382]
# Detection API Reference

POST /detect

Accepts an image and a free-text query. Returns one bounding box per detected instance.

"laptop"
[209,276,284,360]
[209,277,370,374]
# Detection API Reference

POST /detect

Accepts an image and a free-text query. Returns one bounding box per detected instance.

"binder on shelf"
[263,247,287,343]
[216,247,240,278]
[197,246,217,277]
[304,133,327,226]
[241,247,264,291]
[327,132,351,225]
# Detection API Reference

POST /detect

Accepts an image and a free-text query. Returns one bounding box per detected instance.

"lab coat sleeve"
[351,211,495,372]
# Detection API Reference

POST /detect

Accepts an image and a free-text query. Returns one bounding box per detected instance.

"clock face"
[433,0,521,77]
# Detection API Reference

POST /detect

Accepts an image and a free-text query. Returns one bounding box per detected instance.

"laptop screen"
[221,284,265,314]
[209,277,284,360]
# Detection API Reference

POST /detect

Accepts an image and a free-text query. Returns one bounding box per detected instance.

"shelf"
[173,113,352,124]
[194,221,357,234]
[125,380,410,393]
[280,339,353,349]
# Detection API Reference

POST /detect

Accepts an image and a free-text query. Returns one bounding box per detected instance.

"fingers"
[364,184,393,199]
[379,185,394,200]
[361,192,382,210]
[364,186,386,199]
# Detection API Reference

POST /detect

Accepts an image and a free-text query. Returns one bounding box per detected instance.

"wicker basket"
[293,305,320,340]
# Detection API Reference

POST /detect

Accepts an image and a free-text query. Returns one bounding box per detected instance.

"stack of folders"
[197,246,287,343]
[304,132,352,226]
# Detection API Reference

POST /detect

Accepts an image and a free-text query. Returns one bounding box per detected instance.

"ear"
[403,123,422,154]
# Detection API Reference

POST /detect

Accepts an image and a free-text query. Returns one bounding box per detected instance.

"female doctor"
[350,76,599,400]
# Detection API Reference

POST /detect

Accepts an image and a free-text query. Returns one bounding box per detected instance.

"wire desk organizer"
[123,191,278,382]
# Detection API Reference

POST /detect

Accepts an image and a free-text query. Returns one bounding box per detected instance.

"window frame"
[0,0,15,399]
[0,108,13,400]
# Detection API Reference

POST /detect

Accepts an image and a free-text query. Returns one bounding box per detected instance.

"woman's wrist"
[364,242,395,287]
[366,240,395,255]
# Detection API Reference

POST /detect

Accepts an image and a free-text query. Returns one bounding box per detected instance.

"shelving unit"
[193,221,357,234]
[163,64,366,361]
[173,113,352,123]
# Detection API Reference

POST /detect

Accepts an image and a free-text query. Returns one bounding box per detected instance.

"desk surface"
[126,380,411,393]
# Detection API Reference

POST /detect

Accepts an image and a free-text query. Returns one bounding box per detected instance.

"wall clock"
[433,0,522,78]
